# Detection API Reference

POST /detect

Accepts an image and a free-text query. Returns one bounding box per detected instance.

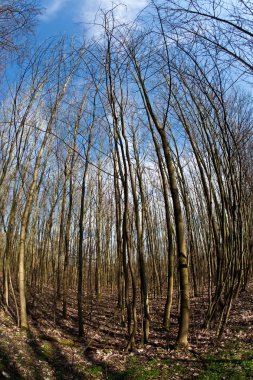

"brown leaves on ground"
[0,285,252,379]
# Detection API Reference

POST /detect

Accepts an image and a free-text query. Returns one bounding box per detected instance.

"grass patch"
[82,364,104,378]
[56,338,75,346]
[106,355,189,380]
[40,341,54,359]
[198,347,253,380]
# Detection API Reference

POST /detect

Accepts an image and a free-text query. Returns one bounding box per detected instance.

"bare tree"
[0,0,40,71]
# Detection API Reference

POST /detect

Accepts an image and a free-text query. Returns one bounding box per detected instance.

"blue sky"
[38,0,81,39]
[37,0,149,40]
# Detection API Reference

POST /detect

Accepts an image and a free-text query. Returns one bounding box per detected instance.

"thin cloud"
[41,0,68,21]
[79,0,149,35]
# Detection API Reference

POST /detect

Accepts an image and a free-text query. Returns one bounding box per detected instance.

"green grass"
[198,346,253,380]
[105,344,253,380]
[39,341,55,359]
[106,355,189,380]
[80,363,104,378]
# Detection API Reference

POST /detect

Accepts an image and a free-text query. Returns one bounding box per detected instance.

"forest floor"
[0,286,252,380]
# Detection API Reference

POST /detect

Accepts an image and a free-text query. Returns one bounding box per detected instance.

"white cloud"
[41,0,68,20]
[39,0,149,37]
[79,0,149,36]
